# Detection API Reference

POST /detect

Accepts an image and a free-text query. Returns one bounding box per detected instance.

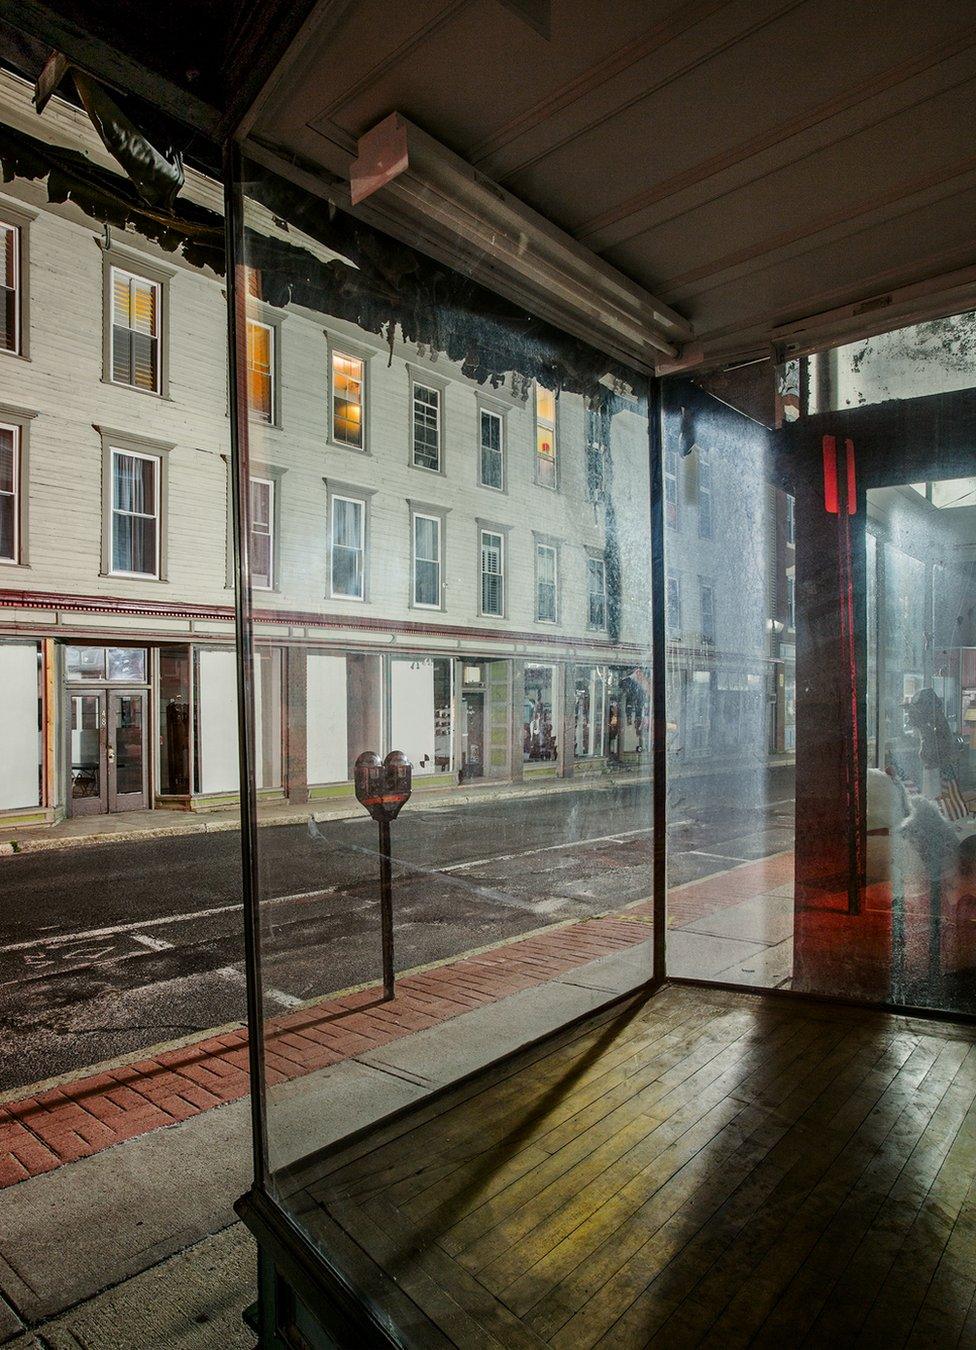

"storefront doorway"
[65,646,150,816]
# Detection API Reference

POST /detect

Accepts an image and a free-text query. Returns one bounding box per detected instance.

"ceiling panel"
[246,0,976,365]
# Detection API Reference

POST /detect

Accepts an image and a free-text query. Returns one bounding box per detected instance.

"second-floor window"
[0,222,20,354]
[412,382,440,470]
[247,320,274,422]
[667,573,682,637]
[480,409,504,489]
[699,578,715,644]
[330,495,365,600]
[536,543,557,622]
[332,351,365,448]
[0,423,18,563]
[413,513,441,608]
[787,572,796,629]
[587,556,607,629]
[250,478,274,590]
[111,448,159,578]
[535,385,557,488]
[786,493,795,546]
[585,408,606,502]
[665,446,679,528]
[698,448,712,539]
[111,268,160,392]
[481,530,504,616]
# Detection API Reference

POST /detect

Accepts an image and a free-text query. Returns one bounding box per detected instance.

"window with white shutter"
[111,268,160,392]
[481,530,504,616]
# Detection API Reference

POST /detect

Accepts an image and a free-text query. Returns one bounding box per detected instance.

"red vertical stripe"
[823,435,838,513]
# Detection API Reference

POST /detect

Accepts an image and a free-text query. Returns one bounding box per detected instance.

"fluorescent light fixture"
[348,112,692,374]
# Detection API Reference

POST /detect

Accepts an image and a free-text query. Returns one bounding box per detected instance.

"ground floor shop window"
[390,655,453,776]
[523,664,557,763]
[193,646,282,794]
[0,640,41,811]
[575,664,607,759]
[158,646,190,795]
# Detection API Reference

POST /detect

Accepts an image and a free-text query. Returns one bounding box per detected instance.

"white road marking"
[0,823,666,959]
[215,964,300,1009]
[131,933,174,952]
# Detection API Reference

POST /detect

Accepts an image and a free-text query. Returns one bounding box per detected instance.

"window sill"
[329,439,370,456]
[409,461,444,476]
[102,571,169,584]
[0,559,29,568]
[0,348,30,363]
[101,377,170,401]
[327,592,368,604]
[479,483,507,494]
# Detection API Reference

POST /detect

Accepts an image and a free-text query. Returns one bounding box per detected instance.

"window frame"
[699,576,715,644]
[108,266,162,395]
[97,426,173,582]
[329,345,370,452]
[586,552,607,631]
[0,202,33,360]
[478,404,506,492]
[786,570,796,630]
[249,476,275,591]
[0,404,35,566]
[109,447,162,580]
[534,539,559,624]
[411,507,444,611]
[329,492,366,601]
[534,383,558,490]
[665,445,680,530]
[408,367,447,474]
[585,407,607,504]
[667,572,682,638]
[246,317,276,426]
[786,492,796,546]
[697,446,712,540]
[479,527,505,619]
[100,242,172,397]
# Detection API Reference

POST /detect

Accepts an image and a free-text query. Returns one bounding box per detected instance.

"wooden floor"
[285,984,976,1347]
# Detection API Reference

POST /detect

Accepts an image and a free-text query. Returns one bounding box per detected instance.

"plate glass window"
[535,385,557,487]
[330,495,365,599]
[111,268,160,392]
[250,477,274,590]
[247,320,274,422]
[412,382,440,470]
[536,543,557,622]
[111,449,159,577]
[587,556,606,628]
[481,530,504,616]
[480,410,503,489]
[332,352,364,448]
[0,424,18,562]
[413,513,441,608]
[0,222,19,354]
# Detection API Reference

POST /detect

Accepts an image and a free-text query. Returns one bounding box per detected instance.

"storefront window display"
[523,664,557,764]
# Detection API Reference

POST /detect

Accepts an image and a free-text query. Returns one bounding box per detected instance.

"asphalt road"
[0,771,795,1092]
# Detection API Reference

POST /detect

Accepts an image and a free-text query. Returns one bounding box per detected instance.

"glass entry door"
[69,688,148,814]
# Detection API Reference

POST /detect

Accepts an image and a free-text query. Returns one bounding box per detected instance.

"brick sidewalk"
[0,850,793,1191]
[0,912,652,1190]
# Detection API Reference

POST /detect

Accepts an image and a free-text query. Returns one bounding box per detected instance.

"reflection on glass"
[113,694,144,795]
[107,647,146,682]
[159,646,190,795]
[66,646,106,680]
[523,665,556,763]
[70,694,101,799]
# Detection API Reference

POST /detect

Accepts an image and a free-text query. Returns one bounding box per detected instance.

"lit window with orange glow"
[111,268,160,392]
[332,351,365,449]
[535,384,557,488]
[247,319,274,423]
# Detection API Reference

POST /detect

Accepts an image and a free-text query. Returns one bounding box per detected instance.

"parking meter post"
[378,817,394,1000]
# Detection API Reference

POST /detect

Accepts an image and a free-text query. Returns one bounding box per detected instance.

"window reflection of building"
[523,665,557,764]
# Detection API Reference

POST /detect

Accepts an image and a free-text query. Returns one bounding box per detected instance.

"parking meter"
[354,751,412,998]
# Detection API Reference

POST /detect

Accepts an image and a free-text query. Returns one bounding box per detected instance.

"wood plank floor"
[286,984,976,1347]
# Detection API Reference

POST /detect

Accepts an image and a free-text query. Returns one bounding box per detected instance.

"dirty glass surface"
[663,311,976,1016]
[233,157,655,1265]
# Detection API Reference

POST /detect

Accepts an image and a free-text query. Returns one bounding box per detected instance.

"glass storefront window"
[523,664,557,763]
[158,646,190,796]
[65,646,146,682]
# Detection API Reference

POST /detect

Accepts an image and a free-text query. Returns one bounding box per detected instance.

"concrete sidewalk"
[0,768,650,855]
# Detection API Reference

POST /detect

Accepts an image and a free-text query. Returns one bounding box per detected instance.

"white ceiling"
[245,0,976,368]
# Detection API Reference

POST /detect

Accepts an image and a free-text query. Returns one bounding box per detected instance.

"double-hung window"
[786,493,795,546]
[536,543,557,622]
[111,268,160,392]
[585,408,606,502]
[535,385,557,488]
[247,320,274,422]
[480,410,504,489]
[699,578,715,644]
[412,382,440,470]
[665,446,680,528]
[0,222,20,355]
[413,513,442,608]
[667,574,682,637]
[698,447,712,539]
[587,556,607,629]
[330,495,365,600]
[787,572,796,629]
[481,530,504,617]
[0,423,19,563]
[332,351,365,448]
[111,448,160,578]
[250,478,274,590]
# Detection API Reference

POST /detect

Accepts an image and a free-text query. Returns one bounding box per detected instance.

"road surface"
[0,773,794,1091]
